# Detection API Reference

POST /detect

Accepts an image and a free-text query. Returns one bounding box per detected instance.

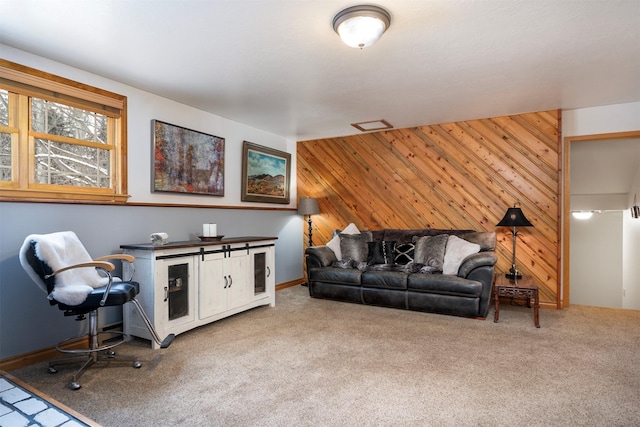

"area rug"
[0,370,100,427]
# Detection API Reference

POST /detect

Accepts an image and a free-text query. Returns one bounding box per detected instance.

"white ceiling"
[0,0,639,142]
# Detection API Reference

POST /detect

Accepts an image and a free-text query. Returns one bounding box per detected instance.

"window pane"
[34,138,110,187]
[0,132,11,181]
[31,98,107,143]
[0,89,8,126]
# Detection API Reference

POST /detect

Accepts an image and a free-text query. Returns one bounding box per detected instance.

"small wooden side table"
[494,274,540,328]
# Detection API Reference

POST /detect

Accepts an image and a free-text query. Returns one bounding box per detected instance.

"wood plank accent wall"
[297,110,561,307]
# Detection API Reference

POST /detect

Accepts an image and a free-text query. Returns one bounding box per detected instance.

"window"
[0,59,129,203]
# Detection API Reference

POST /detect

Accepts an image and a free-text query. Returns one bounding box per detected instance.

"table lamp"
[496,204,533,280]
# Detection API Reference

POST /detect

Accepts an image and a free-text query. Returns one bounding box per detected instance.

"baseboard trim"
[0,338,87,371]
[276,278,306,291]
[0,322,125,371]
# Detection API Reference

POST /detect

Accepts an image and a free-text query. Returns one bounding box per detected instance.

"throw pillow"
[442,235,481,275]
[331,260,355,269]
[367,240,396,265]
[339,231,372,262]
[413,234,449,272]
[394,242,415,265]
[459,231,496,251]
[326,223,361,260]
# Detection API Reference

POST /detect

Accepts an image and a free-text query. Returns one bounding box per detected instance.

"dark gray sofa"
[305,228,497,319]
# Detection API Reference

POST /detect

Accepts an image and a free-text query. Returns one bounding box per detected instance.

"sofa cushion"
[413,234,449,272]
[340,231,373,262]
[309,267,362,286]
[443,235,481,275]
[407,273,482,297]
[393,242,415,265]
[460,231,496,251]
[362,271,408,290]
[367,241,396,265]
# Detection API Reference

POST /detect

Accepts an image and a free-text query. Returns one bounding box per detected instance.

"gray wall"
[0,46,305,360]
[0,202,303,359]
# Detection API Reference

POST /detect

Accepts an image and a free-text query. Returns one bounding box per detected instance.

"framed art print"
[241,141,291,204]
[152,120,224,196]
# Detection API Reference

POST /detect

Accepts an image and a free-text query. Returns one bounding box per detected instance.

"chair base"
[50,312,141,390]
[49,346,141,390]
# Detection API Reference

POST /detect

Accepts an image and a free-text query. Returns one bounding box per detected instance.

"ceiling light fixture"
[332,5,391,49]
[571,211,594,220]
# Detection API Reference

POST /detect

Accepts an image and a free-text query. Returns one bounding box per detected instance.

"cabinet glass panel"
[168,263,189,321]
[254,252,266,294]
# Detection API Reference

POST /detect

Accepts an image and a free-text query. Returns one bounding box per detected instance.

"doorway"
[563,130,640,308]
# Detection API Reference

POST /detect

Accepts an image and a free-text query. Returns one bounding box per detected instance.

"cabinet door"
[249,245,275,305]
[226,250,249,308]
[199,251,227,319]
[156,257,196,330]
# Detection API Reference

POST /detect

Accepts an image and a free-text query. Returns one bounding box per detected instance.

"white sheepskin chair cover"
[20,231,110,306]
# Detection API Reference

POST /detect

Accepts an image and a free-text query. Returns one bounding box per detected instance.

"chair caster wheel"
[107,350,116,358]
[69,382,81,390]
[133,361,142,369]
[48,366,58,374]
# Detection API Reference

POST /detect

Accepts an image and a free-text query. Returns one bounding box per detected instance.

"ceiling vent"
[351,119,393,132]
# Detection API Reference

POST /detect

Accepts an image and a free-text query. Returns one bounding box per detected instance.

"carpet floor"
[10,285,640,426]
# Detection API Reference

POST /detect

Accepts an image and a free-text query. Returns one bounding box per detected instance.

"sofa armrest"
[457,251,498,278]
[305,246,338,268]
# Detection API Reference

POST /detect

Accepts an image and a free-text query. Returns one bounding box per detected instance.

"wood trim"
[276,278,306,291]
[562,130,640,308]
[0,338,86,371]
[0,199,297,210]
[0,58,125,110]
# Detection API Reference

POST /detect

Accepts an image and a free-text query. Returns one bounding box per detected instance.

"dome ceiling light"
[332,5,391,49]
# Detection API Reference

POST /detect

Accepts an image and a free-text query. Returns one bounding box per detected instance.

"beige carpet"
[10,285,640,426]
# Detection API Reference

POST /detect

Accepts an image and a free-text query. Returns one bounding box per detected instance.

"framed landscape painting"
[241,141,291,204]
[152,120,225,196]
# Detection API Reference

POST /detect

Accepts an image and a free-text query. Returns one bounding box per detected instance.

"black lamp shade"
[496,207,533,227]
[298,197,320,215]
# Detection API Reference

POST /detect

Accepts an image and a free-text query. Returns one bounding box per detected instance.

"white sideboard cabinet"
[121,237,276,349]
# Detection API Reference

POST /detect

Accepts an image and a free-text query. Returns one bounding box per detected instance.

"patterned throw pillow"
[394,243,415,265]
[367,241,396,265]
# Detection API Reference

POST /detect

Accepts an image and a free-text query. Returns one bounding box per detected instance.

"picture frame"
[152,120,225,196]
[241,141,291,204]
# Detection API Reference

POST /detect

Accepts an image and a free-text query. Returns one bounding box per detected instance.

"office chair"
[19,231,174,390]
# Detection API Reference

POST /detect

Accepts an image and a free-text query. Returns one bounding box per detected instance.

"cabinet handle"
[267,266,271,277]
[224,275,228,288]
[164,286,168,302]
[228,275,233,287]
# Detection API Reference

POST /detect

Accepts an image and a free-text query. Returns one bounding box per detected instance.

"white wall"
[570,212,623,308]
[563,101,640,308]
[622,211,640,310]
[563,102,640,137]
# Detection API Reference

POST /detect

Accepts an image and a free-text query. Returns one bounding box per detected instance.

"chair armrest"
[45,261,115,277]
[94,254,135,263]
[305,246,337,268]
[94,254,136,281]
[45,261,115,307]
[457,251,497,278]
